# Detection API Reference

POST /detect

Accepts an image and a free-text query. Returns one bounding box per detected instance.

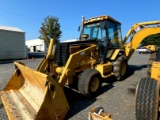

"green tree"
[39,16,62,46]
[141,33,160,46]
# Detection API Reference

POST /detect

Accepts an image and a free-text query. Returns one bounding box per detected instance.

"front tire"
[78,69,101,97]
[135,77,159,120]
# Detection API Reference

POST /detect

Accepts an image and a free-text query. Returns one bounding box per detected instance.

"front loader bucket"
[0,62,69,120]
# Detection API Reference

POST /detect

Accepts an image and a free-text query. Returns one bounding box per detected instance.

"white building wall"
[26,39,46,52]
[26,39,77,53]
[0,29,26,60]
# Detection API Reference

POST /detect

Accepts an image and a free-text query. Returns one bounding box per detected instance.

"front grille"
[54,43,69,66]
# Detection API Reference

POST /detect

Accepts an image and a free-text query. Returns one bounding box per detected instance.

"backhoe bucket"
[0,62,69,120]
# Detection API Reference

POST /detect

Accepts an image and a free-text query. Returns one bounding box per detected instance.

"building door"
[33,46,36,52]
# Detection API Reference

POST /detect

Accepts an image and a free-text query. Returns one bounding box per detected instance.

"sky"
[0,0,160,41]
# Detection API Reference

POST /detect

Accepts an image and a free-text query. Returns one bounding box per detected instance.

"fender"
[110,49,125,60]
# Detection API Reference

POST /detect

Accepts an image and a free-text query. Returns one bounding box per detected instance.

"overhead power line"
[0,8,38,21]
[0,8,77,30]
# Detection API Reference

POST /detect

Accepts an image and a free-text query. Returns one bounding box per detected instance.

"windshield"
[83,21,106,40]
[82,20,122,61]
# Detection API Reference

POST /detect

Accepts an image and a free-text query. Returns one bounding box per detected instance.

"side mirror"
[78,26,81,32]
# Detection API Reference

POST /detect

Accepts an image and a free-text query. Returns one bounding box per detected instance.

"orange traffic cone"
[26,57,29,60]
[32,57,34,60]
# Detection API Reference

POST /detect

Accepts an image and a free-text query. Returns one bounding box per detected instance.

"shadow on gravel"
[122,64,148,81]
[121,64,148,96]
[0,103,3,109]
[0,99,3,109]
[65,83,114,119]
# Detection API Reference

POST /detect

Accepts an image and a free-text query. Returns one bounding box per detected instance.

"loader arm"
[122,21,160,60]
[58,44,97,87]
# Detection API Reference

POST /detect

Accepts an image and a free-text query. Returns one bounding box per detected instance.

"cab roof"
[84,15,121,25]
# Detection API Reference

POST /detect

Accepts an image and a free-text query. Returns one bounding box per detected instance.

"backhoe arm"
[122,21,160,60]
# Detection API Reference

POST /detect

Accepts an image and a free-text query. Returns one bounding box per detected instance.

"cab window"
[108,21,122,47]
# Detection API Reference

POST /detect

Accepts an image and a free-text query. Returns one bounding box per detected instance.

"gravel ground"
[0,52,150,120]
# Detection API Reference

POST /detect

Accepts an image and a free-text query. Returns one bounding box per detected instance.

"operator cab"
[80,16,122,61]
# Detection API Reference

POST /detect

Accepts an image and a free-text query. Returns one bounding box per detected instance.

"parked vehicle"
[136,47,151,54]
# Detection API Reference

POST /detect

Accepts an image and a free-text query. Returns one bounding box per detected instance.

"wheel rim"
[89,77,99,92]
[120,61,126,76]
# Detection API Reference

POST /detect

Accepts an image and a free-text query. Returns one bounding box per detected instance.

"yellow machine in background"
[1,15,160,120]
[135,48,160,120]
[144,44,157,52]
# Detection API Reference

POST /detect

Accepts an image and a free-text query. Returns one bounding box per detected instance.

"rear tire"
[135,77,159,120]
[78,69,101,97]
[113,55,127,80]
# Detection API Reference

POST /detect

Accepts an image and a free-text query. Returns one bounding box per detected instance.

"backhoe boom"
[123,21,160,60]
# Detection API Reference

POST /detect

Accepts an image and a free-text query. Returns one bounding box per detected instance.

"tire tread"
[135,77,159,120]
[78,69,101,97]
[112,55,127,80]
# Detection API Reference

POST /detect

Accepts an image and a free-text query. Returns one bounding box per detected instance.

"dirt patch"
[127,84,137,95]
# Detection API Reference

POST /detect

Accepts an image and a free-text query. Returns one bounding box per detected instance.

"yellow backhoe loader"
[135,48,160,120]
[1,15,160,120]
